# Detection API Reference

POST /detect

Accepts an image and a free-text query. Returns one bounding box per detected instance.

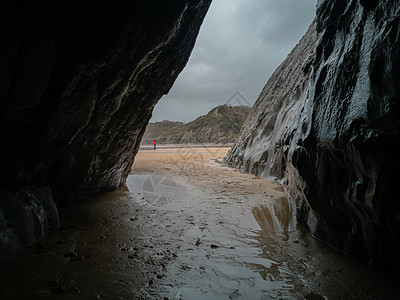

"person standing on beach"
[153,139,156,150]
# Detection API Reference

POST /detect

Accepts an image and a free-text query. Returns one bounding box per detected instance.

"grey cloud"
[151,0,316,122]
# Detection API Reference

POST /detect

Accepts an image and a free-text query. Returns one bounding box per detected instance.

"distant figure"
[153,139,156,150]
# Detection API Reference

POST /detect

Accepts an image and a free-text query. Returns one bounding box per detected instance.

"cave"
[0,0,211,252]
[1,0,399,298]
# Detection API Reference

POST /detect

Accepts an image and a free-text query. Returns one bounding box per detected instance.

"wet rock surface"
[226,1,400,275]
[0,0,210,258]
[0,186,59,259]
[224,20,317,179]
[0,0,211,196]
[0,147,398,299]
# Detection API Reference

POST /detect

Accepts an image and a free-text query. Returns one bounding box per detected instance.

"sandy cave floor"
[0,146,399,299]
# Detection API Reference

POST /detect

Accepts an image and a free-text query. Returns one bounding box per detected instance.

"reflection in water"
[252,196,293,234]
[247,197,399,299]
[2,150,399,299]
[145,180,400,300]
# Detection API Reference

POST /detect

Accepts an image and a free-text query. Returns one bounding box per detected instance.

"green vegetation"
[142,104,252,144]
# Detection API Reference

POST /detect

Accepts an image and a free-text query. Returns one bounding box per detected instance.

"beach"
[0,145,398,299]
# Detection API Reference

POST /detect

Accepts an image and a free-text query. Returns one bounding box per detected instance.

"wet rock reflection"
[246,198,400,299]
[1,148,399,299]
[252,196,292,234]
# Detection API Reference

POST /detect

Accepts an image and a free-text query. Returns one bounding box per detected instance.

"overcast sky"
[151,0,317,123]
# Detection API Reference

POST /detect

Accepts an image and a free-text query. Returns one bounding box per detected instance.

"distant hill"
[141,105,252,145]
[142,120,183,142]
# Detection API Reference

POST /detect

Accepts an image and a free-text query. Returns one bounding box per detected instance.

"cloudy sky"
[151,0,317,123]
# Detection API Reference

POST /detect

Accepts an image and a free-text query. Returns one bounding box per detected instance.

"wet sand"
[0,146,399,299]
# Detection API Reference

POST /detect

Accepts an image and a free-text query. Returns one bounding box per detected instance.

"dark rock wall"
[0,186,59,258]
[0,0,211,197]
[226,0,400,274]
[225,20,317,179]
[0,0,211,257]
[300,0,400,272]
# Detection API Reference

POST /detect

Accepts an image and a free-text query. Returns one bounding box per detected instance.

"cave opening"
[1,0,400,298]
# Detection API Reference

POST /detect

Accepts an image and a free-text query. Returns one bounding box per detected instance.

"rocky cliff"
[0,0,211,257]
[143,104,251,145]
[142,120,184,145]
[226,1,400,275]
[0,0,211,197]
[226,20,317,178]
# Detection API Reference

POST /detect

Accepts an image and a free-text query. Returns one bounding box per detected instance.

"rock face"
[0,0,211,256]
[226,1,400,275]
[143,105,252,145]
[0,0,211,197]
[0,186,59,259]
[225,21,317,179]
[142,120,184,145]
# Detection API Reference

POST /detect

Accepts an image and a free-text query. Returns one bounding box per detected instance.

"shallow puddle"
[1,150,399,299]
[125,175,399,299]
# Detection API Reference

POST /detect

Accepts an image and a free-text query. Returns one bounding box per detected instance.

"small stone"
[128,252,138,258]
